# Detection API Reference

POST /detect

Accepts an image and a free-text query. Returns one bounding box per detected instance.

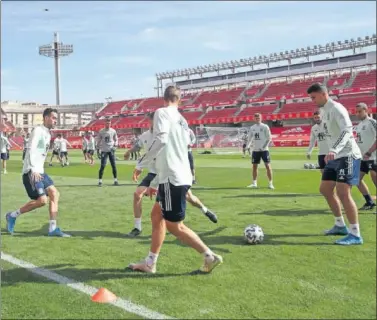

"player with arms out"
[22,133,30,162]
[5,108,70,237]
[306,111,329,173]
[1,131,11,174]
[246,113,274,189]
[129,86,222,273]
[129,113,218,237]
[354,103,377,211]
[307,83,363,245]
[96,118,119,187]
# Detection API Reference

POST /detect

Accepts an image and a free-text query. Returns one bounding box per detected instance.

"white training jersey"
[137,106,192,186]
[187,129,196,152]
[355,116,377,161]
[97,128,118,152]
[53,138,61,151]
[59,138,69,152]
[307,122,329,155]
[23,125,51,174]
[87,136,96,150]
[139,129,156,174]
[246,123,272,151]
[82,137,88,150]
[322,98,361,160]
[0,135,10,153]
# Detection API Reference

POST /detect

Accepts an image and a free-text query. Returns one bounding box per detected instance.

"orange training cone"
[91,288,117,303]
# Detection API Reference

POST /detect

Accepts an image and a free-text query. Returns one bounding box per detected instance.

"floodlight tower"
[39,32,73,106]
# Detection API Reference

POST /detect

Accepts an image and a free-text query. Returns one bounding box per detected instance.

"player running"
[129,86,222,274]
[22,133,30,162]
[307,83,363,245]
[86,131,96,165]
[96,118,119,187]
[188,128,197,184]
[129,113,217,237]
[1,131,11,174]
[49,135,61,166]
[5,108,70,237]
[246,113,274,189]
[306,111,329,173]
[354,103,377,211]
[58,134,72,166]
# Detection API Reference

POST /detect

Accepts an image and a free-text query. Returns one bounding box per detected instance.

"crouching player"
[5,108,70,237]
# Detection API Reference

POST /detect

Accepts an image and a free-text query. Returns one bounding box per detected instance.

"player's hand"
[363,152,371,161]
[31,172,43,182]
[132,168,142,182]
[306,153,311,160]
[145,187,157,199]
[325,152,336,163]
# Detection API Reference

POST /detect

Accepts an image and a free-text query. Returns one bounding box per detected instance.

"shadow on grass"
[225,193,322,199]
[238,209,330,216]
[1,263,208,286]
[57,183,136,188]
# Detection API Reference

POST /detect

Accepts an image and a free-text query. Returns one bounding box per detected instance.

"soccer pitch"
[1,148,376,319]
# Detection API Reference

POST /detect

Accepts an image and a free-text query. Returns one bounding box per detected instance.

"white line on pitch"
[1,252,174,320]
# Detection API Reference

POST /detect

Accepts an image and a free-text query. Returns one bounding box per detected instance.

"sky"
[1,1,376,105]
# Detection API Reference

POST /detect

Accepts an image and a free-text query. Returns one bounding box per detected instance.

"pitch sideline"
[1,252,174,320]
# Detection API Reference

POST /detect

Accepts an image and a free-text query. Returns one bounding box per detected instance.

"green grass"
[1,148,376,319]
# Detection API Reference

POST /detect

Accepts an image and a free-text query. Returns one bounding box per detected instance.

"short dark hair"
[164,86,181,103]
[356,102,368,110]
[254,113,261,117]
[307,83,328,94]
[313,111,320,116]
[43,107,58,119]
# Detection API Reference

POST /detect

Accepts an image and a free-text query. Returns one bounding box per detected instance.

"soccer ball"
[309,163,316,169]
[304,163,310,169]
[244,224,264,245]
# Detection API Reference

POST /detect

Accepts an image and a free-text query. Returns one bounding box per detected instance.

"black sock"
[363,194,374,205]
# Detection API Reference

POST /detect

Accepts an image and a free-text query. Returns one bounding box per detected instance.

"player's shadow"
[2,263,207,287]
[239,209,330,216]
[192,187,251,191]
[225,193,322,199]
[57,183,136,188]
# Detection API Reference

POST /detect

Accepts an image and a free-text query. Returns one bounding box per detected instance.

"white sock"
[269,180,273,185]
[349,224,361,237]
[334,216,346,227]
[134,218,142,231]
[203,249,214,261]
[201,206,208,214]
[114,178,118,182]
[49,220,57,232]
[10,209,21,218]
[99,179,102,183]
[145,251,158,266]
[253,180,257,185]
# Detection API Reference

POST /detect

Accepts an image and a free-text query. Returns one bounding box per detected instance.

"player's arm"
[262,126,272,150]
[307,128,316,158]
[136,110,170,171]
[113,130,119,148]
[189,130,196,146]
[328,106,354,156]
[96,132,102,151]
[364,119,377,159]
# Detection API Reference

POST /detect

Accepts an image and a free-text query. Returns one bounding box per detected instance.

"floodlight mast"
[38,32,73,106]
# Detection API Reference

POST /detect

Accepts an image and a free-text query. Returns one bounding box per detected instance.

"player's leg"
[130,186,147,236]
[318,155,326,175]
[128,201,166,273]
[320,161,348,236]
[357,163,375,210]
[162,183,222,273]
[98,152,108,186]
[263,151,274,189]
[186,189,217,223]
[242,144,246,157]
[108,150,118,185]
[188,151,196,184]
[247,152,260,187]
[332,157,363,245]
[371,166,377,188]
[2,158,7,174]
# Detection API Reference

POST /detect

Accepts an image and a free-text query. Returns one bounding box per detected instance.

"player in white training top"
[307,83,362,245]
[85,131,96,165]
[1,131,11,174]
[96,118,119,186]
[129,86,222,274]
[306,110,329,174]
[246,113,274,189]
[82,133,89,163]
[187,128,197,184]
[22,133,30,162]
[49,135,61,166]
[58,134,72,166]
[354,103,377,211]
[5,108,70,237]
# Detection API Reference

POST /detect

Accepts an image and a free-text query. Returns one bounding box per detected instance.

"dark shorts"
[87,149,94,156]
[138,172,157,188]
[252,151,270,164]
[318,155,326,169]
[322,156,361,186]
[129,146,141,153]
[188,151,194,170]
[373,162,377,172]
[1,152,9,160]
[52,150,59,156]
[22,172,54,200]
[157,182,190,222]
[360,160,374,174]
[83,149,87,154]
[242,143,247,150]
[60,151,68,157]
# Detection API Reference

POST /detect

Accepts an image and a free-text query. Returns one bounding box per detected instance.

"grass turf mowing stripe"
[1,252,174,320]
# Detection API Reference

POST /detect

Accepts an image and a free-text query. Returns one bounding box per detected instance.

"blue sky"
[1,1,376,105]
